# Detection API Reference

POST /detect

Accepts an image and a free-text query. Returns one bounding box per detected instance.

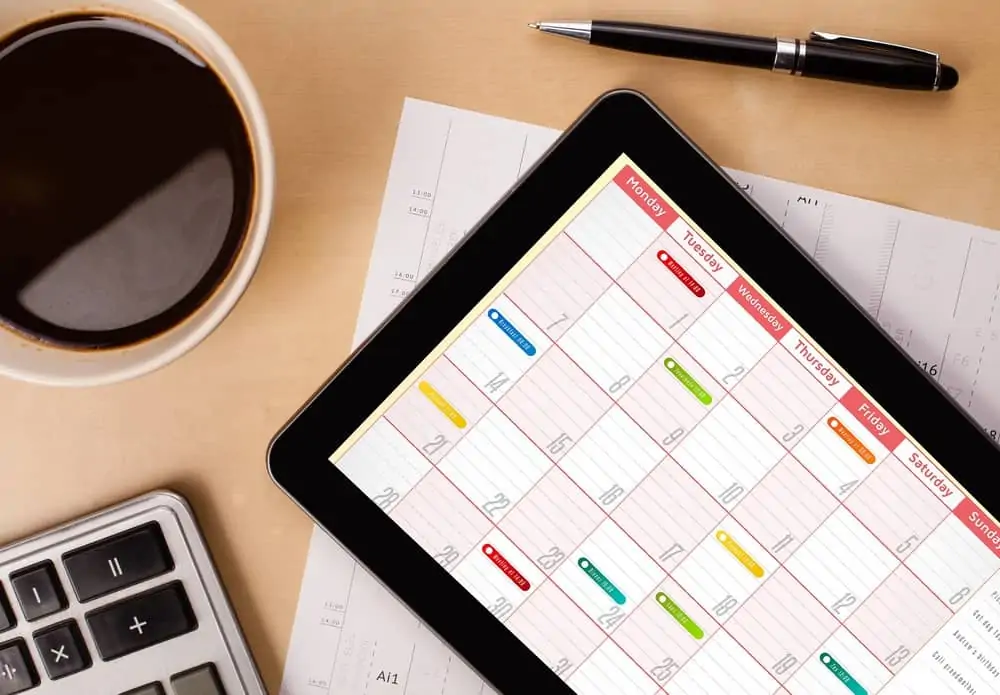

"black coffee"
[0,14,255,349]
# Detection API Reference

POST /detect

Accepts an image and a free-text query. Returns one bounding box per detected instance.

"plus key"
[85,581,196,661]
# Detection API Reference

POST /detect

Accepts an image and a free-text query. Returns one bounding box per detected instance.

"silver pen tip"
[527,22,540,29]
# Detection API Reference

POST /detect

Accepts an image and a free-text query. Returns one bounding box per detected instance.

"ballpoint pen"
[529,20,959,91]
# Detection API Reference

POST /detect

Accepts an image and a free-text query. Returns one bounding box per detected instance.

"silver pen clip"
[809,31,939,64]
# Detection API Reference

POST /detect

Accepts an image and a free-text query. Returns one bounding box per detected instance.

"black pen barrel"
[800,41,939,89]
[591,21,776,69]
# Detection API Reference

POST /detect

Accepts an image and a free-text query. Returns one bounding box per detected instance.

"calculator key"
[0,586,13,634]
[120,683,165,695]
[0,639,38,695]
[85,581,196,661]
[10,563,66,622]
[33,620,90,679]
[171,663,226,695]
[63,522,174,602]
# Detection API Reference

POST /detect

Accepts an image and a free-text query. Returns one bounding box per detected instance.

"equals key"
[63,523,174,603]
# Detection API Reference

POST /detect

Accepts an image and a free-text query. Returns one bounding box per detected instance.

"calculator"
[0,491,266,695]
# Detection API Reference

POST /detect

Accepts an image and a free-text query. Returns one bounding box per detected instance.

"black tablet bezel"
[269,89,1000,694]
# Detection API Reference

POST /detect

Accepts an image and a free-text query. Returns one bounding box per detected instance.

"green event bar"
[578,557,626,605]
[664,357,712,405]
[819,653,867,695]
[655,592,704,639]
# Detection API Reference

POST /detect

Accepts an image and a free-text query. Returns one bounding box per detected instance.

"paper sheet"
[279,97,1000,695]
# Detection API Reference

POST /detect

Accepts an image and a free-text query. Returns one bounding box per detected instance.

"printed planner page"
[330,154,1000,695]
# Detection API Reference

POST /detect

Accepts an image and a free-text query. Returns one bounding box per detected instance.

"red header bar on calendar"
[840,388,905,451]
[614,166,680,229]
[955,497,1000,559]
[894,440,963,509]
[613,165,738,285]
[727,279,791,340]
[780,329,850,398]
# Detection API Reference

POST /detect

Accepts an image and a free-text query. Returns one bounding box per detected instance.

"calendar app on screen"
[330,155,1000,695]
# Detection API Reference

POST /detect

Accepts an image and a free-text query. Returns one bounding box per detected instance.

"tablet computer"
[269,89,1000,695]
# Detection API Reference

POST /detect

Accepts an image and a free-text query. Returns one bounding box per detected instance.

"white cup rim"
[0,1,275,388]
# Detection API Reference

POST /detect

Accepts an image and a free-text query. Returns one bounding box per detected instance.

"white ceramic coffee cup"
[0,0,274,387]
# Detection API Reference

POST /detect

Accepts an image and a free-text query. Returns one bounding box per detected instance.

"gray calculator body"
[0,491,266,695]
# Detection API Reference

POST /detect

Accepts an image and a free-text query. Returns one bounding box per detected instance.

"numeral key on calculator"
[86,581,197,661]
[63,522,173,602]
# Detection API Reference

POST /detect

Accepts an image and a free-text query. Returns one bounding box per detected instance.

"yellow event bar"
[419,381,467,428]
[716,530,764,578]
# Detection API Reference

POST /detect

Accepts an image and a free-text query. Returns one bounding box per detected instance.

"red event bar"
[726,279,790,340]
[482,544,531,591]
[955,498,1000,559]
[614,166,680,230]
[657,250,706,297]
[839,388,905,451]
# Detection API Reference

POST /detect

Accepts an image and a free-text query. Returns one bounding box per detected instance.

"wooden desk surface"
[2,0,998,690]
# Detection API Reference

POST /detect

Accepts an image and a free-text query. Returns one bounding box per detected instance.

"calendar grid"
[546,234,725,451]
[590,238,967,627]
[606,296,966,684]
[840,450,965,517]
[446,284,786,689]
[434,283,868,691]
[387,229,961,691]
[439,348,682,687]
[333,157,1000,695]
[557,224,960,637]
[619,437,902,686]
[387,384,673,688]
[399,286,947,692]
[609,428,904,686]
[844,480,957,616]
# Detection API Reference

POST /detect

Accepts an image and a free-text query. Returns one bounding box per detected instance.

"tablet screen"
[329,154,1000,695]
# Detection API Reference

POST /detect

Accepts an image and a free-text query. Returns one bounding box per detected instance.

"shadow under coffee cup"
[0,0,274,387]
